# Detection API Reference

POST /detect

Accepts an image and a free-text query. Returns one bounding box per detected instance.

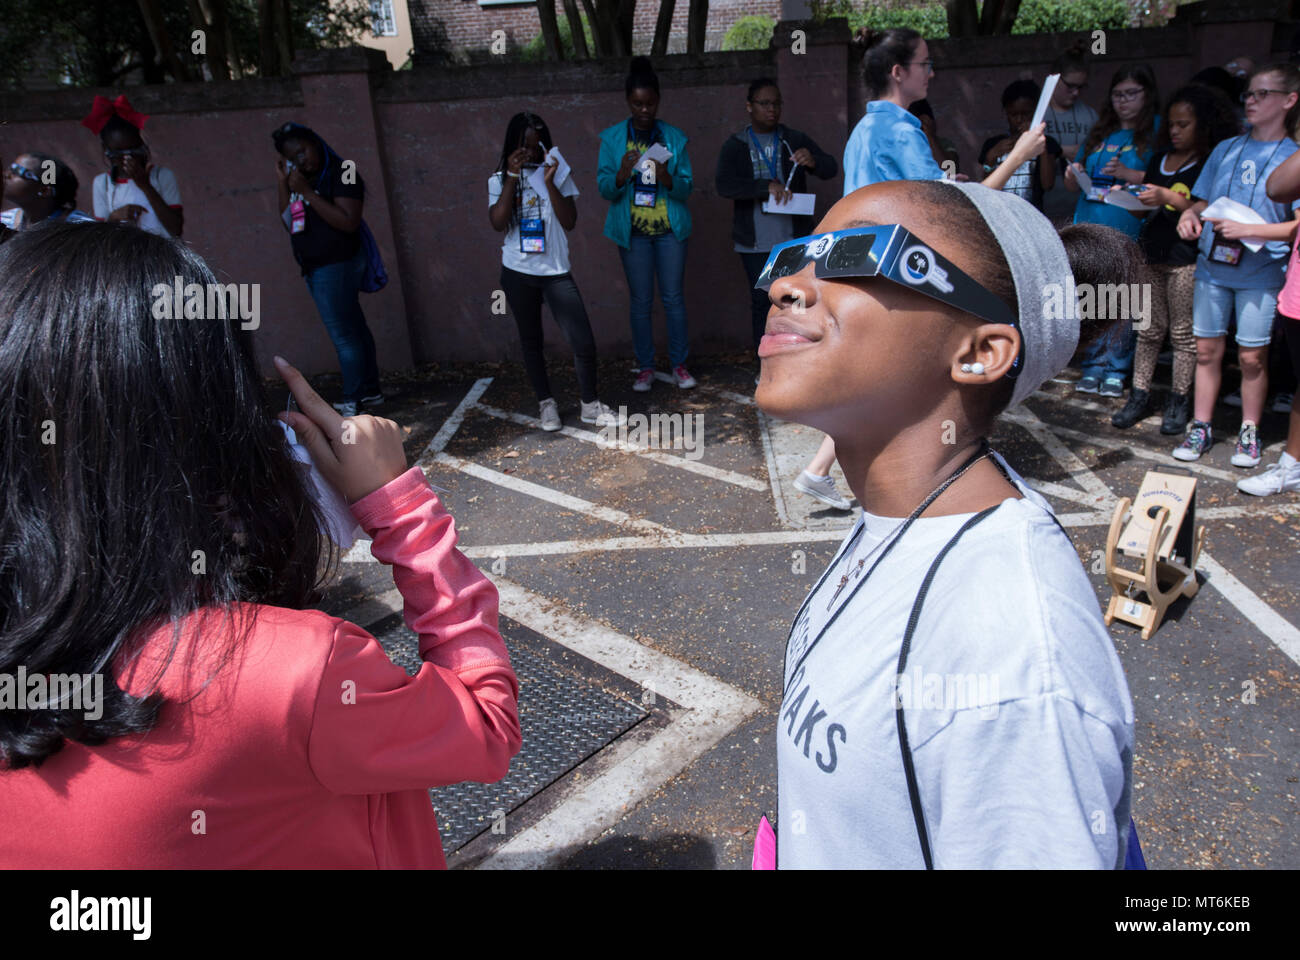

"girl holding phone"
[81,95,183,238]
[489,112,621,431]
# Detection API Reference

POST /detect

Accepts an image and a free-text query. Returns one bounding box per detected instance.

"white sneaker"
[792,471,852,510]
[332,401,359,417]
[538,398,561,432]
[1237,453,1300,495]
[581,399,625,427]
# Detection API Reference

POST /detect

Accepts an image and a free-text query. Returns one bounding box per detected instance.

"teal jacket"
[597,118,693,246]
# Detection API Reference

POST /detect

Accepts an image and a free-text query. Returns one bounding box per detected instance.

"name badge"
[1209,236,1243,266]
[1086,185,1109,203]
[634,186,657,208]
[520,216,545,254]
[289,197,307,234]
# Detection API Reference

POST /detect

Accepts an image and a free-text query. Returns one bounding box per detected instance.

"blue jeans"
[618,232,689,370]
[1079,321,1136,382]
[303,247,380,402]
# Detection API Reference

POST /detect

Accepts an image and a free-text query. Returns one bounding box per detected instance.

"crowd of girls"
[5,37,1300,872]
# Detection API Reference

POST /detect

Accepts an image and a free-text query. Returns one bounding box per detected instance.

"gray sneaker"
[538,398,562,432]
[792,471,852,510]
[580,399,625,427]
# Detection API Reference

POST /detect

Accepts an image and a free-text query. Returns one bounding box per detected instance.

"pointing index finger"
[273,356,344,440]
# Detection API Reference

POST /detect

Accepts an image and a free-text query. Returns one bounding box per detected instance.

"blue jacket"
[842,100,945,195]
[598,118,693,246]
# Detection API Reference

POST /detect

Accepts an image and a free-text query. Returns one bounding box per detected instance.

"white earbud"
[960,363,972,373]
[971,362,985,375]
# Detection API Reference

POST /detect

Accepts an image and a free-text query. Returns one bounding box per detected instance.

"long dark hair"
[1159,84,1240,156]
[0,222,334,770]
[1083,64,1160,159]
[859,28,922,99]
[494,112,554,232]
[25,153,80,211]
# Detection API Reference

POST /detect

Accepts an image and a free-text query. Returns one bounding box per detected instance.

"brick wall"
[411,0,781,56]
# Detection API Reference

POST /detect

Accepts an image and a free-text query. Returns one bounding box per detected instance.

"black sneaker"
[359,392,385,410]
[1111,388,1150,429]
[1160,392,1191,435]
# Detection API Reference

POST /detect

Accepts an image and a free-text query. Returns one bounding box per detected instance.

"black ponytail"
[859,28,921,98]
[626,56,659,97]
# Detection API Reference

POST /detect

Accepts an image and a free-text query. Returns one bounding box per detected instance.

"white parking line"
[1011,407,1241,483]
[423,377,494,456]
[652,370,756,406]
[474,402,767,492]
[1001,406,1116,502]
[476,577,763,870]
[1199,552,1300,668]
[426,451,679,538]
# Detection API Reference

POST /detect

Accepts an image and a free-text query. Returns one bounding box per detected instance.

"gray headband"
[937,181,1074,408]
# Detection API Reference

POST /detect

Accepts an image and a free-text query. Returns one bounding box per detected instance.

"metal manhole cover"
[367,613,649,852]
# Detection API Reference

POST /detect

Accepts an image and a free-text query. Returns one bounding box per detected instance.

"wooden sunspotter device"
[1102,466,1206,640]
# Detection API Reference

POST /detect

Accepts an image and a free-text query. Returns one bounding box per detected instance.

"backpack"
[358,220,388,293]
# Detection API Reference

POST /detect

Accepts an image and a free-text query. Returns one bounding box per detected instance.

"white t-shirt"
[92,167,182,238]
[777,453,1135,868]
[487,169,579,276]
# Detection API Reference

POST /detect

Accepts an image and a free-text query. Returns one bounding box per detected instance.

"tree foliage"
[0,0,376,88]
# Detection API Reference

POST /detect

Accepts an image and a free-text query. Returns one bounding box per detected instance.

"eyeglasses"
[7,162,40,182]
[908,60,935,72]
[1241,88,1290,102]
[1111,88,1144,103]
[1062,80,1087,93]
[755,225,1020,364]
[750,99,783,109]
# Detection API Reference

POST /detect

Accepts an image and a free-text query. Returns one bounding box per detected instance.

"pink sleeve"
[308,468,521,794]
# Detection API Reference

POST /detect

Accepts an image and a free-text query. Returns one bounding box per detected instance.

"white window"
[371,0,398,37]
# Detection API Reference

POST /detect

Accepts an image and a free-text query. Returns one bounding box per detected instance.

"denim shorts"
[1192,280,1279,347]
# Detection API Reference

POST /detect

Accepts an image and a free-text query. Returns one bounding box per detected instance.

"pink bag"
[751,815,776,870]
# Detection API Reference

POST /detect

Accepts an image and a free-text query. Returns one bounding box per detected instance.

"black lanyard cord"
[780,439,991,699]
[896,503,1000,869]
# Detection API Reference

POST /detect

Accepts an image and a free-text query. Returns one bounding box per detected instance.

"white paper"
[638,143,673,166]
[527,146,572,196]
[762,192,816,216]
[1103,189,1148,212]
[276,420,364,549]
[1201,196,1268,252]
[1072,164,1093,193]
[1031,74,1059,132]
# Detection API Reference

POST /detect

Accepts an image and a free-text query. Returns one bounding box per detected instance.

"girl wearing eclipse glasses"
[753,180,1145,869]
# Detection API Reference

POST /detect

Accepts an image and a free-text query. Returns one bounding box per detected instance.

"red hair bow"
[80,95,149,135]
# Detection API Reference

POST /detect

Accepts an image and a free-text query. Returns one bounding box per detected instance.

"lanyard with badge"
[1209,134,1283,267]
[747,125,782,182]
[1084,133,1126,202]
[515,169,545,254]
[629,119,661,208]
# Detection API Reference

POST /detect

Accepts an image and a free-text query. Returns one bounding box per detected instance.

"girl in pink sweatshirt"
[0,221,520,868]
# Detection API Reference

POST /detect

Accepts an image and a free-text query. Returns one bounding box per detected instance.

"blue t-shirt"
[1072,125,1157,237]
[1192,134,1300,289]
[842,100,945,195]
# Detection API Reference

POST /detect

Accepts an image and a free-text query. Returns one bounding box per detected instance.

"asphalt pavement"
[300,350,1300,870]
